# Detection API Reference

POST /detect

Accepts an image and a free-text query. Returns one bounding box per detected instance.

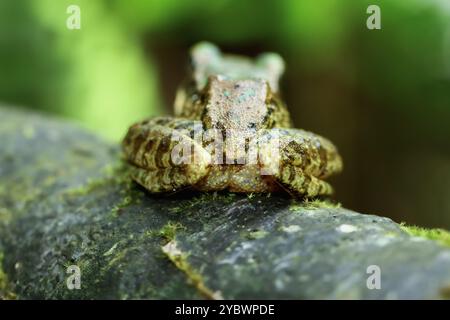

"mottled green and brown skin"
[122,42,342,197]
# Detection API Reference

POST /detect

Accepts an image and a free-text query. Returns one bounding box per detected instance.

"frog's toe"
[256,128,341,197]
[274,165,334,197]
[130,165,210,193]
[122,120,211,193]
[257,128,342,178]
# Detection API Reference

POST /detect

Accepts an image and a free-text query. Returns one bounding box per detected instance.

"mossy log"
[1,106,450,299]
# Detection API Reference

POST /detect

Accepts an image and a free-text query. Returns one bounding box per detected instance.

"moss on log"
[1,106,450,299]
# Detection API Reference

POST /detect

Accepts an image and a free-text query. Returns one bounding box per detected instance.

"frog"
[122,42,342,197]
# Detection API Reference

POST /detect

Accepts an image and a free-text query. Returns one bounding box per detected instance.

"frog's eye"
[256,53,285,77]
[190,42,220,68]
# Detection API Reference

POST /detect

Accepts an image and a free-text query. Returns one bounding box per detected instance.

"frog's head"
[190,42,285,93]
[201,75,276,131]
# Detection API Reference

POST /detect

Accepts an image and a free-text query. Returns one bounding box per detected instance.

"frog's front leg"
[122,118,211,193]
[258,128,343,197]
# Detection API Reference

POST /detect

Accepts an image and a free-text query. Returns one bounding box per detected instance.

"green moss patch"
[63,162,128,197]
[110,196,134,217]
[144,221,187,243]
[158,222,186,242]
[245,229,269,240]
[290,198,341,212]
[0,252,16,299]
[400,223,450,248]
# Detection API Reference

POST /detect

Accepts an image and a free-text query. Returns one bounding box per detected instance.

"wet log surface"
[1,106,450,299]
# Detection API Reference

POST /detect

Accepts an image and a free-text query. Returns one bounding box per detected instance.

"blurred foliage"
[1,0,162,140]
[1,0,450,227]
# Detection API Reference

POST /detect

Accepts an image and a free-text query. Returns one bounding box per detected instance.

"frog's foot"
[257,128,343,197]
[122,117,211,193]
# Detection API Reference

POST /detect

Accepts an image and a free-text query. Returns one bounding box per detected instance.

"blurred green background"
[1,0,450,229]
